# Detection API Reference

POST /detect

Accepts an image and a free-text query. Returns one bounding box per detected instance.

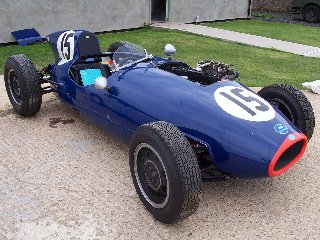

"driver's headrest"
[78,32,101,58]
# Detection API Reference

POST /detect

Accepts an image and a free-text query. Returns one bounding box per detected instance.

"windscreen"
[113,43,146,68]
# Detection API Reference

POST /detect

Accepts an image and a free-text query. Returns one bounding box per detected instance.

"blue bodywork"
[46,30,307,178]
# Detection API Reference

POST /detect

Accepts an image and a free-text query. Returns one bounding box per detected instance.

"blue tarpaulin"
[11,28,43,46]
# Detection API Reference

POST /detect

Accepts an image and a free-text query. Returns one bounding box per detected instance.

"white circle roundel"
[57,30,75,65]
[214,86,275,122]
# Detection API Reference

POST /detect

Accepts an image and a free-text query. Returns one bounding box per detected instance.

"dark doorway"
[151,0,167,22]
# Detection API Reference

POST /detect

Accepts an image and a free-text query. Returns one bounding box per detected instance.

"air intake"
[268,133,307,177]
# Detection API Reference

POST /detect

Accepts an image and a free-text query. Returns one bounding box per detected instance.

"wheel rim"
[306,8,317,21]
[134,143,169,209]
[269,98,295,124]
[8,69,22,105]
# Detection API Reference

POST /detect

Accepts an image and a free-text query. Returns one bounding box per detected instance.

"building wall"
[169,0,251,23]
[1,0,252,44]
[0,0,150,44]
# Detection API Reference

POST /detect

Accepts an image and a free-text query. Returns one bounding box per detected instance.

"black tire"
[303,5,320,23]
[107,41,128,53]
[129,121,201,224]
[4,54,42,116]
[258,84,315,140]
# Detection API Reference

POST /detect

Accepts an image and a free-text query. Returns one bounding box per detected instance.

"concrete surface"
[0,0,150,44]
[0,74,320,240]
[152,22,320,58]
[169,0,250,23]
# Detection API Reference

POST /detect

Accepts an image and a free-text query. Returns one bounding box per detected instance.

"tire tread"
[4,54,42,116]
[131,121,201,222]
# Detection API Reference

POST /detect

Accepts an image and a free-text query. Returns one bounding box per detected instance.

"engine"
[157,60,239,85]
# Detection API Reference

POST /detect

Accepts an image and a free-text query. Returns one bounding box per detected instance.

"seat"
[78,31,101,58]
[69,32,110,86]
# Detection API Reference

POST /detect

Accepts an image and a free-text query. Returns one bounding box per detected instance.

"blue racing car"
[3,30,315,223]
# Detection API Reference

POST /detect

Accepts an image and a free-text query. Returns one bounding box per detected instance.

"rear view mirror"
[164,44,176,60]
[94,76,108,90]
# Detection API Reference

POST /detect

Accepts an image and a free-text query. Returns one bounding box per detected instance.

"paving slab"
[152,22,320,58]
[0,79,319,239]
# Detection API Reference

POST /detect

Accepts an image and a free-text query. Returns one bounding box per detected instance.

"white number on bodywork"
[214,86,275,122]
[57,30,75,65]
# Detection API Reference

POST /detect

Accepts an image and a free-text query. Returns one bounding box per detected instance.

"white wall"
[0,0,150,44]
[0,0,251,44]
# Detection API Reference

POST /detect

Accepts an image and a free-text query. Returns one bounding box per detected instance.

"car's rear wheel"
[4,54,42,116]
[303,5,320,23]
[129,121,202,224]
[258,84,315,140]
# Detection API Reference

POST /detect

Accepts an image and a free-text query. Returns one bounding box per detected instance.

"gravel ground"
[0,75,320,240]
[253,11,320,27]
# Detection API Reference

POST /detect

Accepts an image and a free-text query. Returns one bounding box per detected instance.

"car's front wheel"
[303,4,320,23]
[129,121,202,224]
[107,41,128,53]
[258,84,315,140]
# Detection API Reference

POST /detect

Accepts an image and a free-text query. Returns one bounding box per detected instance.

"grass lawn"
[204,20,320,47]
[0,27,319,88]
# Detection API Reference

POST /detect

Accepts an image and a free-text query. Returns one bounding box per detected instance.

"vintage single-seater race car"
[3,30,315,223]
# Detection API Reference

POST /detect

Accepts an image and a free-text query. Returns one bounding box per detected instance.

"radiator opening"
[274,140,304,171]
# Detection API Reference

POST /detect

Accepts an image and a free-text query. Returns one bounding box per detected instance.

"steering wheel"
[118,54,147,67]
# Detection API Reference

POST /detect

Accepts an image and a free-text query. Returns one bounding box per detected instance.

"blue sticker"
[80,69,102,86]
[288,134,296,140]
[274,124,289,135]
